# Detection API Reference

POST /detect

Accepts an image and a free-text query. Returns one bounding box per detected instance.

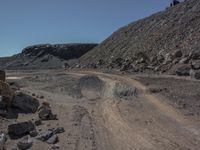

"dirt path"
[5,70,200,150]
[65,70,200,150]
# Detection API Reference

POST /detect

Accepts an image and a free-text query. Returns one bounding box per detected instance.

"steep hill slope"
[80,0,200,75]
[0,43,97,70]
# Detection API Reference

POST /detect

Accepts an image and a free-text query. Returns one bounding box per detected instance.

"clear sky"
[0,0,172,57]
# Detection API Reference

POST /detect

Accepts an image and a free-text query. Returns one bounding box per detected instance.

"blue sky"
[0,0,171,57]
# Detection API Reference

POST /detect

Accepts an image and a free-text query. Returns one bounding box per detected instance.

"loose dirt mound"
[77,75,104,92]
[76,75,105,100]
[74,75,138,100]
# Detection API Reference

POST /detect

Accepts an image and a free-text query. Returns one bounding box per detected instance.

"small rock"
[149,88,167,93]
[39,96,44,99]
[154,66,160,71]
[190,69,200,79]
[38,105,57,121]
[190,69,196,77]
[173,58,180,64]
[50,144,60,149]
[17,135,33,150]
[29,130,38,137]
[189,49,200,59]
[34,119,42,126]
[8,121,35,139]
[10,145,18,150]
[52,127,65,134]
[179,57,189,64]
[0,133,6,150]
[175,65,191,76]
[35,131,53,141]
[47,135,59,144]
[194,70,200,80]
[192,61,200,70]
[173,50,182,58]
[164,53,173,64]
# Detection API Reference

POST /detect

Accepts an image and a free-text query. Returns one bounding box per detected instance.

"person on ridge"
[170,0,180,7]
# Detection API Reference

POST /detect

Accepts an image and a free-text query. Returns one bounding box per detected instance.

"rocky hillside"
[80,0,200,78]
[0,44,97,69]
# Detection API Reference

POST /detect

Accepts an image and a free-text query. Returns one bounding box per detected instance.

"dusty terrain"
[1,69,200,150]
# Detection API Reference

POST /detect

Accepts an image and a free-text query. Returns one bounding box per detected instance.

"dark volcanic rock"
[8,121,35,139]
[29,130,38,137]
[22,43,98,60]
[47,135,59,144]
[11,92,39,113]
[35,131,53,141]
[52,127,65,135]
[34,118,42,126]
[0,109,18,119]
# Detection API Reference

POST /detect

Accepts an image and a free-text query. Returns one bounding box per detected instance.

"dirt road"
[4,70,200,150]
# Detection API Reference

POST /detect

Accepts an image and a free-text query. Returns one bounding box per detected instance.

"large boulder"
[0,70,5,82]
[12,92,39,113]
[8,121,35,139]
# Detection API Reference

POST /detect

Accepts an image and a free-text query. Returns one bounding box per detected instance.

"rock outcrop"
[0,43,98,70]
[21,44,98,60]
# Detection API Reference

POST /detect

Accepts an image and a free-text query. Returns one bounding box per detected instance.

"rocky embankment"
[0,43,98,70]
[79,0,200,79]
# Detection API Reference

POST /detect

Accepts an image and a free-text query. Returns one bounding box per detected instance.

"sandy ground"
[1,69,200,150]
